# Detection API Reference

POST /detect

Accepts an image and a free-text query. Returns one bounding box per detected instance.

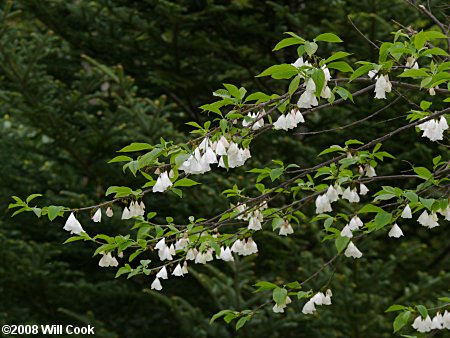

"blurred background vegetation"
[0,0,448,337]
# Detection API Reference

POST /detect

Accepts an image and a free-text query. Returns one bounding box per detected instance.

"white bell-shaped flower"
[151,277,162,291]
[401,204,412,218]
[172,264,184,277]
[341,224,353,238]
[92,209,102,223]
[156,266,168,279]
[63,213,85,235]
[326,185,340,203]
[219,247,234,262]
[417,210,439,228]
[359,183,369,196]
[302,299,316,315]
[344,241,363,258]
[348,216,363,230]
[388,224,404,238]
[315,194,332,214]
[106,207,114,217]
[98,252,119,267]
[279,221,294,236]
[153,171,173,193]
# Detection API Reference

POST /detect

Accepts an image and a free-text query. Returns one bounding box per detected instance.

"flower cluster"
[273,108,305,131]
[316,183,365,214]
[302,289,333,314]
[153,171,174,192]
[273,296,292,313]
[121,201,146,219]
[368,70,392,99]
[341,216,364,238]
[155,238,176,261]
[98,252,119,267]
[412,311,450,333]
[417,116,448,142]
[243,110,265,130]
[230,238,258,256]
[151,262,189,291]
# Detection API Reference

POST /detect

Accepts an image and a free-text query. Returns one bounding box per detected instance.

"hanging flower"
[92,209,101,223]
[63,213,85,235]
[98,252,119,267]
[368,71,392,99]
[341,224,353,238]
[279,220,294,236]
[106,207,114,217]
[405,56,419,69]
[153,171,173,193]
[315,194,332,214]
[359,183,369,196]
[326,185,340,203]
[218,247,234,262]
[156,266,168,279]
[388,224,404,238]
[151,277,162,291]
[417,116,448,142]
[348,216,363,230]
[344,241,363,258]
[401,204,412,218]
[121,207,131,220]
[302,299,316,315]
[417,210,439,228]
[172,264,184,277]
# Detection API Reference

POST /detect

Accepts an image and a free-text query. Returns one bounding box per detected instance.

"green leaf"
[223,83,241,100]
[420,101,432,111]
[314,33,343,43]
[385,304,408,313]
[311,68,325,96]
[358,204,384,214]
[349,64,374,82]
[269,168,284,182]
[108,155,132,163]
[304,41,318,57]
[335,236,350,253]
[257,64,298,79]
[105,186,133,197]
[26,193,42,204]
[254,281,278,292]
[318,145,344,156]
[48,205,64,221]
[416,305,428,318]
[235,316,251,331]
[419,197,435,210]
[421,47,449,56]
[273,287,288,306]
[398,68,429,78]
[393,311,411,333]
[63,235,86,244]
[325,51,352,63]
[273,37,304,51]
[210,310,234,324]
[115,264,132,278]
[118,142,152,152]
[137,148,163,169]
[413,167,432,180]
[374,212,392,230]
[289,76,300,96]
[327,61,353,73]
[173,178,200,187]
[403,191,418,204]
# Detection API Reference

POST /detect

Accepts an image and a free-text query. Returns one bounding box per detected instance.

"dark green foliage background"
[0,0,448,337]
